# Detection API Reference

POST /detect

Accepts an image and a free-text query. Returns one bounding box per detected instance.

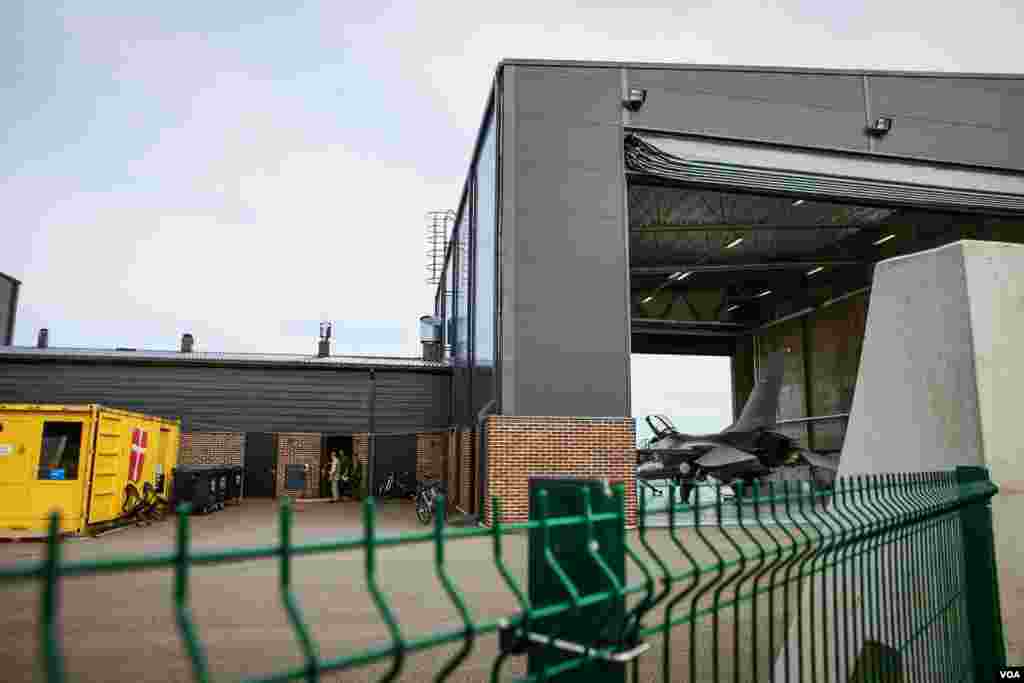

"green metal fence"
[0,466,1006,682]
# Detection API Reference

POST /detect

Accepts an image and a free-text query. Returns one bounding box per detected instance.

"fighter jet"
[636,351,839,501]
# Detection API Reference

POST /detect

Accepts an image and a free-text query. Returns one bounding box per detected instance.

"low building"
[0,337,451,500]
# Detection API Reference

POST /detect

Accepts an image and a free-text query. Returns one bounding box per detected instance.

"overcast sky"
[4,2,1021,427]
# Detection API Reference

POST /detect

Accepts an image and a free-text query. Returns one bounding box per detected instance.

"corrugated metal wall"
[0,361,450,433]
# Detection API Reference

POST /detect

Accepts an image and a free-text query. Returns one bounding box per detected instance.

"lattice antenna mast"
[426,210,456,287]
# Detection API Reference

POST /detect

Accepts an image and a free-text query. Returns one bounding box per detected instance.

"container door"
[154,427,174,496]
[29,419,88,527]
[87,412,125,524]
[0,416,38,527]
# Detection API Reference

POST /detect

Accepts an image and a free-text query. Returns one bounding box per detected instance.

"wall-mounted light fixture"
[873,234,896,246]
[623,88,647,112]
[806,266,825,276]
[792,199,806,206]
[866,116,893,137]
[725,237,744,249]
[726,304,741,312]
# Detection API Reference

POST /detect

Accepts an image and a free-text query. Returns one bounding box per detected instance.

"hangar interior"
[626,144,1024,453]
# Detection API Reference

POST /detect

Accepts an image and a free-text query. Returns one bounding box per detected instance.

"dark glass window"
[454,210,470,368]
[472,112,497,415]
[445,250,455,354]
[37,422,82,481]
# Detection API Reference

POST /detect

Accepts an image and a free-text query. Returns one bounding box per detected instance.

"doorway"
[369,435,416,495]
[244,433,277,498]
[321,435,354,498]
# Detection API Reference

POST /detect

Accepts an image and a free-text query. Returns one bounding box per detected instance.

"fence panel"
[0,467,1004,682]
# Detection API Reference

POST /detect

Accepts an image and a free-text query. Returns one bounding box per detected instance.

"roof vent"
[181,333,194,353]
[37,328,49,349]
[318,321,332,358]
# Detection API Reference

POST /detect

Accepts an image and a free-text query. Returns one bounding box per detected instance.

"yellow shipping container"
[0,404,180,536]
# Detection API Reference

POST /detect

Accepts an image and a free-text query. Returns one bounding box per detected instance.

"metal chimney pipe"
[37,328,49,349]
[419,315,442,361]
[317,321,331,358]
[180,333,194,353]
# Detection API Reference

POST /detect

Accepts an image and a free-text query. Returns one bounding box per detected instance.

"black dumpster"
[226,464,244,503]
[171,465,219,514]
[210,465,230,511]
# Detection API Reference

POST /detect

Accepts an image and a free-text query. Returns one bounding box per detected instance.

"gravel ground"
[1,492,1018,682]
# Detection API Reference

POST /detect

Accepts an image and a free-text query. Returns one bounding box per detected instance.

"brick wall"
[275,432,321,499]
[179,432,244,466]
[460,430,474,514]
[483,416,636,528]
[416,432,446,482]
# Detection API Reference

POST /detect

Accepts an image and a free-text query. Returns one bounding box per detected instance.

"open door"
[244,433,277,498]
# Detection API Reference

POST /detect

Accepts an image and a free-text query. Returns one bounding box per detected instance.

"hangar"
[434,59,1024,523]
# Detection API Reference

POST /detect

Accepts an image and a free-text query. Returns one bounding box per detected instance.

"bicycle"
[376,471,417,500]
[415,479,446,525]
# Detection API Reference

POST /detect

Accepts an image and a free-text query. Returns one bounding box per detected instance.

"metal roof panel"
[0,346,450,371]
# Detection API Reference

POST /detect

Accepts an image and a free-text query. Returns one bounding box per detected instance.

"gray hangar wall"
[498,61,1024,421]
[0,360,450,433]
[500,65,632,417]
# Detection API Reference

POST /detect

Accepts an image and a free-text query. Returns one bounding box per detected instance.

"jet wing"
[695,444,760,469]
[797,450,841,471]
[677,440,727,451]
[723,351,785,433]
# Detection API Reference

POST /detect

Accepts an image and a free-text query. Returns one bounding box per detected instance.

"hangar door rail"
[0,467,1005,682]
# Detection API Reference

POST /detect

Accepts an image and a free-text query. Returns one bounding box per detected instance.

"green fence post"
[527,478,626,683]
[955,465,1006,680]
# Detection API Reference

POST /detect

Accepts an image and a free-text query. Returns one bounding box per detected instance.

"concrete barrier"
[775,240,1024,680]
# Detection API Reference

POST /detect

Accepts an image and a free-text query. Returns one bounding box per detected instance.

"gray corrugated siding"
[0,361,450,433]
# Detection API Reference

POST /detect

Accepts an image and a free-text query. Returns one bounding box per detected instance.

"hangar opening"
[630,353,732,447]
[626,133,1024,453]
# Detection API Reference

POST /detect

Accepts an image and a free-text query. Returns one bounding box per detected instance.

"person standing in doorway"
[329,450,341,502]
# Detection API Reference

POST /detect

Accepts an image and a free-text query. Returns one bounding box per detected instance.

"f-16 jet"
[636,351,840,501]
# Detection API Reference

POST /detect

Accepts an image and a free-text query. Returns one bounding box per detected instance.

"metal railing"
[0,467,1006,682]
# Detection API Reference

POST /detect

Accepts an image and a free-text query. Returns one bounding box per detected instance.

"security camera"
[623,88,647,112]
[865,116,893,137]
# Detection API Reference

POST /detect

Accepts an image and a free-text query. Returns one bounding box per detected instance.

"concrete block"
[839,239,1024,485]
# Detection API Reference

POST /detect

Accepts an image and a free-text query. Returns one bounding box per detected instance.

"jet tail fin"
[723,351,785,433]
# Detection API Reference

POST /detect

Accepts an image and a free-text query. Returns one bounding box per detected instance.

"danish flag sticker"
[129,428,147,482]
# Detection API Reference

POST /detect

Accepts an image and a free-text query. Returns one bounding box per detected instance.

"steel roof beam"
[631,260,867,275]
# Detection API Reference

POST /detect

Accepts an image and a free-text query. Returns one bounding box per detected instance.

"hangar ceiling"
[628,183,1024,356]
